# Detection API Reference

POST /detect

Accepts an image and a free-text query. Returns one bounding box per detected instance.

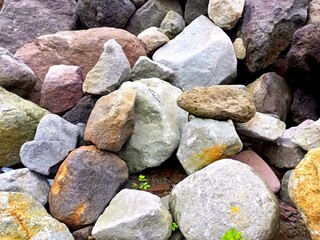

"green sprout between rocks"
[172,222,179,231]
[130,175,151,190]
[221,228,246,240]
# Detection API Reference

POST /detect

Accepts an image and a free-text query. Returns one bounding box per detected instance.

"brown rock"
[84,88,136,152]
[15,27,147,103]
[40,65,83,114]
[72,226,93,240]
[177,85,256,123]
[137,27,170,55]
[49,145,128,229]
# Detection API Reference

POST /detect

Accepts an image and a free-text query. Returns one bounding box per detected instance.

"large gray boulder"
[153,15,237,91]
[292,118,320,150]
[118,78,188,173]
[92,189,172,240]
[177,118,243,175]
[170,159,279,240]
[0,0,77,53]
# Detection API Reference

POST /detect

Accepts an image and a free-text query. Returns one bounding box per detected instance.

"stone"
[280,170,295,206]
[160,11,185,39]
[288,147,320,239]
[72,226,93,240]
[0,168,50,205]
[131,56,176,81]
[233,150,280,193]
[153,16,237,91]
[238,0,308,74]
[184,0,209,25]
[118,78,188,173]
[0,192,73,239]
[62,95,98,125]
[84,88,136,152]
[170,159,279,240]
[125,0,183,35]
[0,47,36,96]
[0,86,48,167]
[292,118,320,151]
[208,0,245,30]
[233,38,246,60]
[137,27,170,55]
[0,0,77,53]
[40,65,83,114]
[49,146,128,229]
[289,88,318,125]
[247,72,292,121]
[177,85,255,123]
[83,39,131,95]
[78,0,135,28]
[235,112,286,141]
[15,28,146,103]
[308,0,320,23]
[92,189,172,240]
[131,0,147,8]
[177,118,243,175]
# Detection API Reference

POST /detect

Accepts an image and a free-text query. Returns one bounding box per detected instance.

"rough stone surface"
[62,95,98,125]
[233,38,246,60]
[287,23,320,88]
[170,159,280,240]
[40,65,83,114]
[280,170,295,206]
[49,146,128,229]
[153,16,237,91]
[238,0,308,74]
[72,226,93,240]
[160,11,185,39]
[235,112,286,141]
[184,0,209,25]
[0,192,73,239]
[125,0,183,35]
[0,47,36,96]
[78,0,135,28]
[177,118,243,175]
[247,72,292,121]
[131,56,175,81]
[177,85,255,123]
[292,118,320,150]
[0,168,50,205]
[118,78,188,173]
[92,189,172,240]
[0,0,77,53]
[0,86,48,167]
[15,27,146,103]
[138,27,170,55]
[83,39,131,95]
[288,147,320,239]
[208,0,245,30]
[233,150,280,193]
[308,0,320,23]
[132,0,147,8]
[84,88,136,152]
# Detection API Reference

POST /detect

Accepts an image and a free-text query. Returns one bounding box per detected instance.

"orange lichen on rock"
[50,160,68,195]
[67,203,87,227]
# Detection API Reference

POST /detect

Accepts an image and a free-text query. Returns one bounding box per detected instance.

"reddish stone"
[15,27,147,103]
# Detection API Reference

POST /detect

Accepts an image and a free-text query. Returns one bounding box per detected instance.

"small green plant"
[221,228,246,240]
[138,175,147,182]
[171,222,179,231]
[137,175,150,190]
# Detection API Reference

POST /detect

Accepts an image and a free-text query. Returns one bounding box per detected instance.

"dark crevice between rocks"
[0,0,3,11]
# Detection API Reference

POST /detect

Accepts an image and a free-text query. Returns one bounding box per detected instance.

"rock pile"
[0,0,318,239]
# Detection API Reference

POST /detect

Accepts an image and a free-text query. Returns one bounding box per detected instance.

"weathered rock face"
[247,72,292,121]
[308,0,320,23]
[40,65,83,114]
[0,86,48,167]
[78,0,135,28]
[0,168,50,205]
[237,0,308,74]
[233,38,246,60]
[118,78,188,173]
[137,27,170,55]
[208,0,245,30]
[184,0,209,25]
[288,147,320,239]
[49,146,128,229]
[0,0,77,53]
[170,159,279,240]
[177,85,255,123]
[15,27,146,103]
[280,170,295,206]
[177,118,243,175]
[153,16,237,91]
[287,23,320,88]
[0,192,73,239]
[84,88,136,152]
[0,47,36,97]
[125,0,183,35]
[92,189,172,240]
[72,226,93,240]
[160,11,185,39]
